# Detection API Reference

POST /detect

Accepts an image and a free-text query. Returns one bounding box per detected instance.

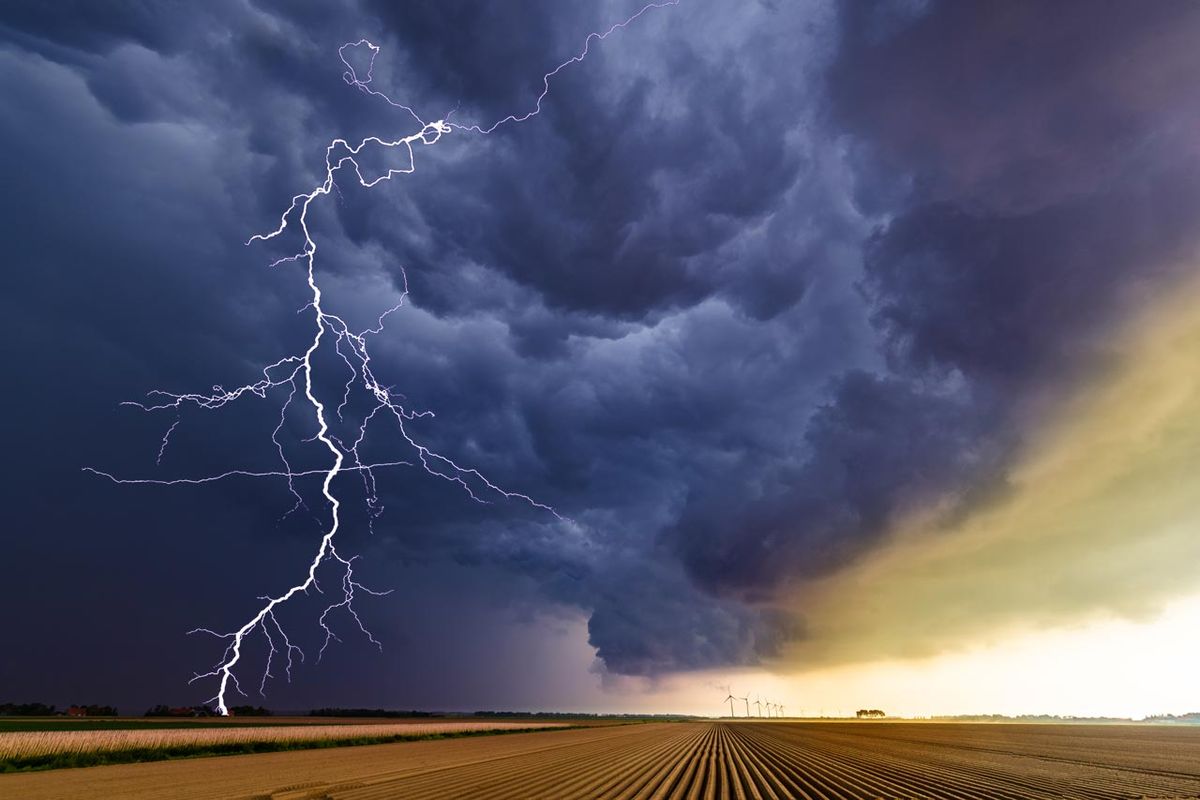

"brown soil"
[4,721,1200,799]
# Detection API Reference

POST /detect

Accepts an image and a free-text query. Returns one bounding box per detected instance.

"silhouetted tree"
[0,702,56,716]
[230,705,272,716]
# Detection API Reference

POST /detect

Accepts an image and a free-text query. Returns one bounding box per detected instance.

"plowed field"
[4,721,1200,799]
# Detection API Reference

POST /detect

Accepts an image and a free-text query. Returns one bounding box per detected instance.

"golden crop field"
[0,720,567,761]
[4,720,1200,799]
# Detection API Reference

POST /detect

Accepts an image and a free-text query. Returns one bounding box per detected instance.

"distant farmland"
[0,720,569,771]
[4,721,1200,798]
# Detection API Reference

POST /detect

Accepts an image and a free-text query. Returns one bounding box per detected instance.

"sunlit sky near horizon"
[461,589,1200,720]
[568,592,1200,720]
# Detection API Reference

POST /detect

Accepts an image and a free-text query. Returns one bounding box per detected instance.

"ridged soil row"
[326,725,668,800]
[608,724,713,800]
[796,722,1180,799]
[721,723,838,800]
[740,723,1192,800]
[13,721,1200,800]
[332,723,706,800]
[498,723,708,800]
[589,723,712,800]
[674,719,722,800]
[725,720,807,799]
[728,723,939,800]
[747,722,1092,799]
[733,723,1013,800]
[808,723,1200,791]
[814,724,1200,781]
[474,723,708,800]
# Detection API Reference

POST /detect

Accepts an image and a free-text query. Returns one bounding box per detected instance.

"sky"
[2,0,1199,718]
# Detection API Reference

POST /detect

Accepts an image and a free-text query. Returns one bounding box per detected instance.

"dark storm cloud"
[663,0,1200,658]
[0,0,193,54]
[325,1,827,323]
[667,370,1008,597]
[865,176,1200,387]
[832,0,1200,392]
[831,0,1200,215]
[3,0,1199,711]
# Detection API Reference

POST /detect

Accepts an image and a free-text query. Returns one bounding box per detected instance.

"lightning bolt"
[87,2,678,716]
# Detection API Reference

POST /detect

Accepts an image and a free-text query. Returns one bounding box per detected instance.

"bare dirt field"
[4,720,1200,799]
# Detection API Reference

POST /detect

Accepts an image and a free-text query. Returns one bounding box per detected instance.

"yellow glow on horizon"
[756,269,1200,713]
[776,591,1200,718]
[633,592,1200,718]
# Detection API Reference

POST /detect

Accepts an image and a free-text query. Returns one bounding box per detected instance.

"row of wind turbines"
[721,688,786,718]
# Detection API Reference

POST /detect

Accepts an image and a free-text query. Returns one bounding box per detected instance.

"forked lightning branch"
[86,2,678,715]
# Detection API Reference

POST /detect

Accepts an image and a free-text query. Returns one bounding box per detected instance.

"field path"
[4,721,1200,799]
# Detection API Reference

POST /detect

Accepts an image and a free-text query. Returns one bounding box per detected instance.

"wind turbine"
[740,696,750,717]
[753,695,763,717]
[765,701,773,718]
[722,688,737,718]
[778,704,786,718]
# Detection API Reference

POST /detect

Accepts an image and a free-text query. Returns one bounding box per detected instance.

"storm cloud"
[3,0,1199,710]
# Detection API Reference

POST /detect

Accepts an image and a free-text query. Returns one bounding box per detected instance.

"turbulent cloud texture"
[2,0,1199,710]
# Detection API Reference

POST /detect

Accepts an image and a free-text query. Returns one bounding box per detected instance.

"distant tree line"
[229,705,272,716]
[68,704,118,716]
[1,702,57,716]
[1143,712,1200,724]
[144,704,217,717]
[856,709,886,718]
[473,711,701,720]
[1,702,117,716]
[143,704,270,716]
[309,708,437,718]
